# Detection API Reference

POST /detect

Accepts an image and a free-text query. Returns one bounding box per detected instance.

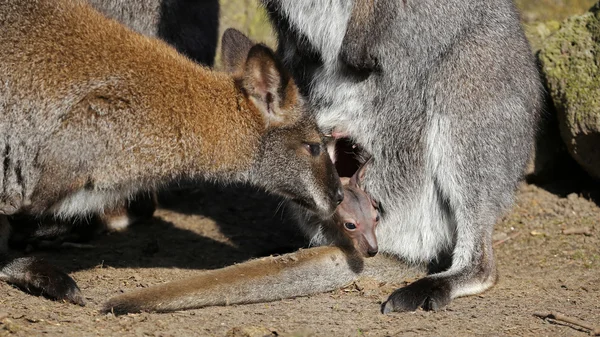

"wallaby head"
[221,28,344,219]
[336,157,378,257]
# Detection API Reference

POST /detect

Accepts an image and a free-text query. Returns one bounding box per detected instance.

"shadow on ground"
[7,181,308,277]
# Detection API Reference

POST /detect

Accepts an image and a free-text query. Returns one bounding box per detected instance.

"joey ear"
[350,156,373,188]
[221,28,255,73]
[340,177,351,186]
[242,44,301,128]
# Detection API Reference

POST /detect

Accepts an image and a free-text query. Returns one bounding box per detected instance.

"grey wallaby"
[0,0,343,305]
[106,0,542,314]
[264,0,543,313]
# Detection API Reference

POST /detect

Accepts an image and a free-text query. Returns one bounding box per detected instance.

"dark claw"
[381,276,451,314]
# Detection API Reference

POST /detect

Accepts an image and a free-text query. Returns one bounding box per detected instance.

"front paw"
[28,260,85,305]
[381,277,451,313]
[5,257,85,305]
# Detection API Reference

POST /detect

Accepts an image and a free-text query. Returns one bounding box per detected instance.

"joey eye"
[344,222,357,231]
[375,214,380,222]
[303,143,321,157]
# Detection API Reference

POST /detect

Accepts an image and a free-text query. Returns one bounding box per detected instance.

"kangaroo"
[106,0,542,314]
[264,0,542,313]
[87,0,219,67]
[0,0,343,305]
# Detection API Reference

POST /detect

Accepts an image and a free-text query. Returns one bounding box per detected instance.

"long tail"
[103,246,422,314]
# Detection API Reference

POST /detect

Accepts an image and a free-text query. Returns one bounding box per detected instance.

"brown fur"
[104,246,423,314]
[0,1,340,218]
[3,1,259,195]
[0,1,344,303]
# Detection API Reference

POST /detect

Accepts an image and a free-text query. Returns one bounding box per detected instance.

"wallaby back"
[87,0,220,66]
[0,1,342,219]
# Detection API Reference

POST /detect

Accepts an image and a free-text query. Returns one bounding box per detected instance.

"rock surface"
[539,2,600,180]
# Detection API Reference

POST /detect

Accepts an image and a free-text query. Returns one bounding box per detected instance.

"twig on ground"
[60,242,96,249]
[534,311,600,336]
[562,227,592,236]
[493,231,521,247]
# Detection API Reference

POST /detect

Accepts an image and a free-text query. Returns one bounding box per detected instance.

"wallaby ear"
[350,156,373,188]
[242,44,300,128]
[221,28,254,73]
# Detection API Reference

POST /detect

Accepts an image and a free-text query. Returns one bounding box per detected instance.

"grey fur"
[264,0,542,311]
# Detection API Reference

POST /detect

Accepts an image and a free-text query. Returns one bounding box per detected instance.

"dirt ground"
[0,175,599,337]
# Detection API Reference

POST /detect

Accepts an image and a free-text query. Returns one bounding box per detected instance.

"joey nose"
[367,248,378,257]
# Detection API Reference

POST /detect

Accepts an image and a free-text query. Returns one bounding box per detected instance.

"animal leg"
[0,216,85,305]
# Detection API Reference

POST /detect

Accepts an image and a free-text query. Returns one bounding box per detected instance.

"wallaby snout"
[221,28,342,219]
[333,185,344,205]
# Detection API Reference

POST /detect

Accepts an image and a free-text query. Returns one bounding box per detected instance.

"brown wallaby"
[102,48,383,315]
[0,0,343,304]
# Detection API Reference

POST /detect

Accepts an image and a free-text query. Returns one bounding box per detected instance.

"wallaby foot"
[381,276,453,312]
[1,215,84,305]
[0,256,85,305]
[382,245,497,313]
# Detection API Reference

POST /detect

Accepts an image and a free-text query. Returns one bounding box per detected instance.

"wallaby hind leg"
[381,31,538,311]
[382,134,500,312]
[382,233,496,312]
[0,216,85,305]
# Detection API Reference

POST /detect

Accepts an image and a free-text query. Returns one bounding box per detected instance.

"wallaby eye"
[344,222,357,231]
[303,143,321,157]
[375,213,380,222]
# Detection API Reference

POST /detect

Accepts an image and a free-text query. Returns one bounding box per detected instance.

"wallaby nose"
[334,186,344,205]
[367,248,378,257]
